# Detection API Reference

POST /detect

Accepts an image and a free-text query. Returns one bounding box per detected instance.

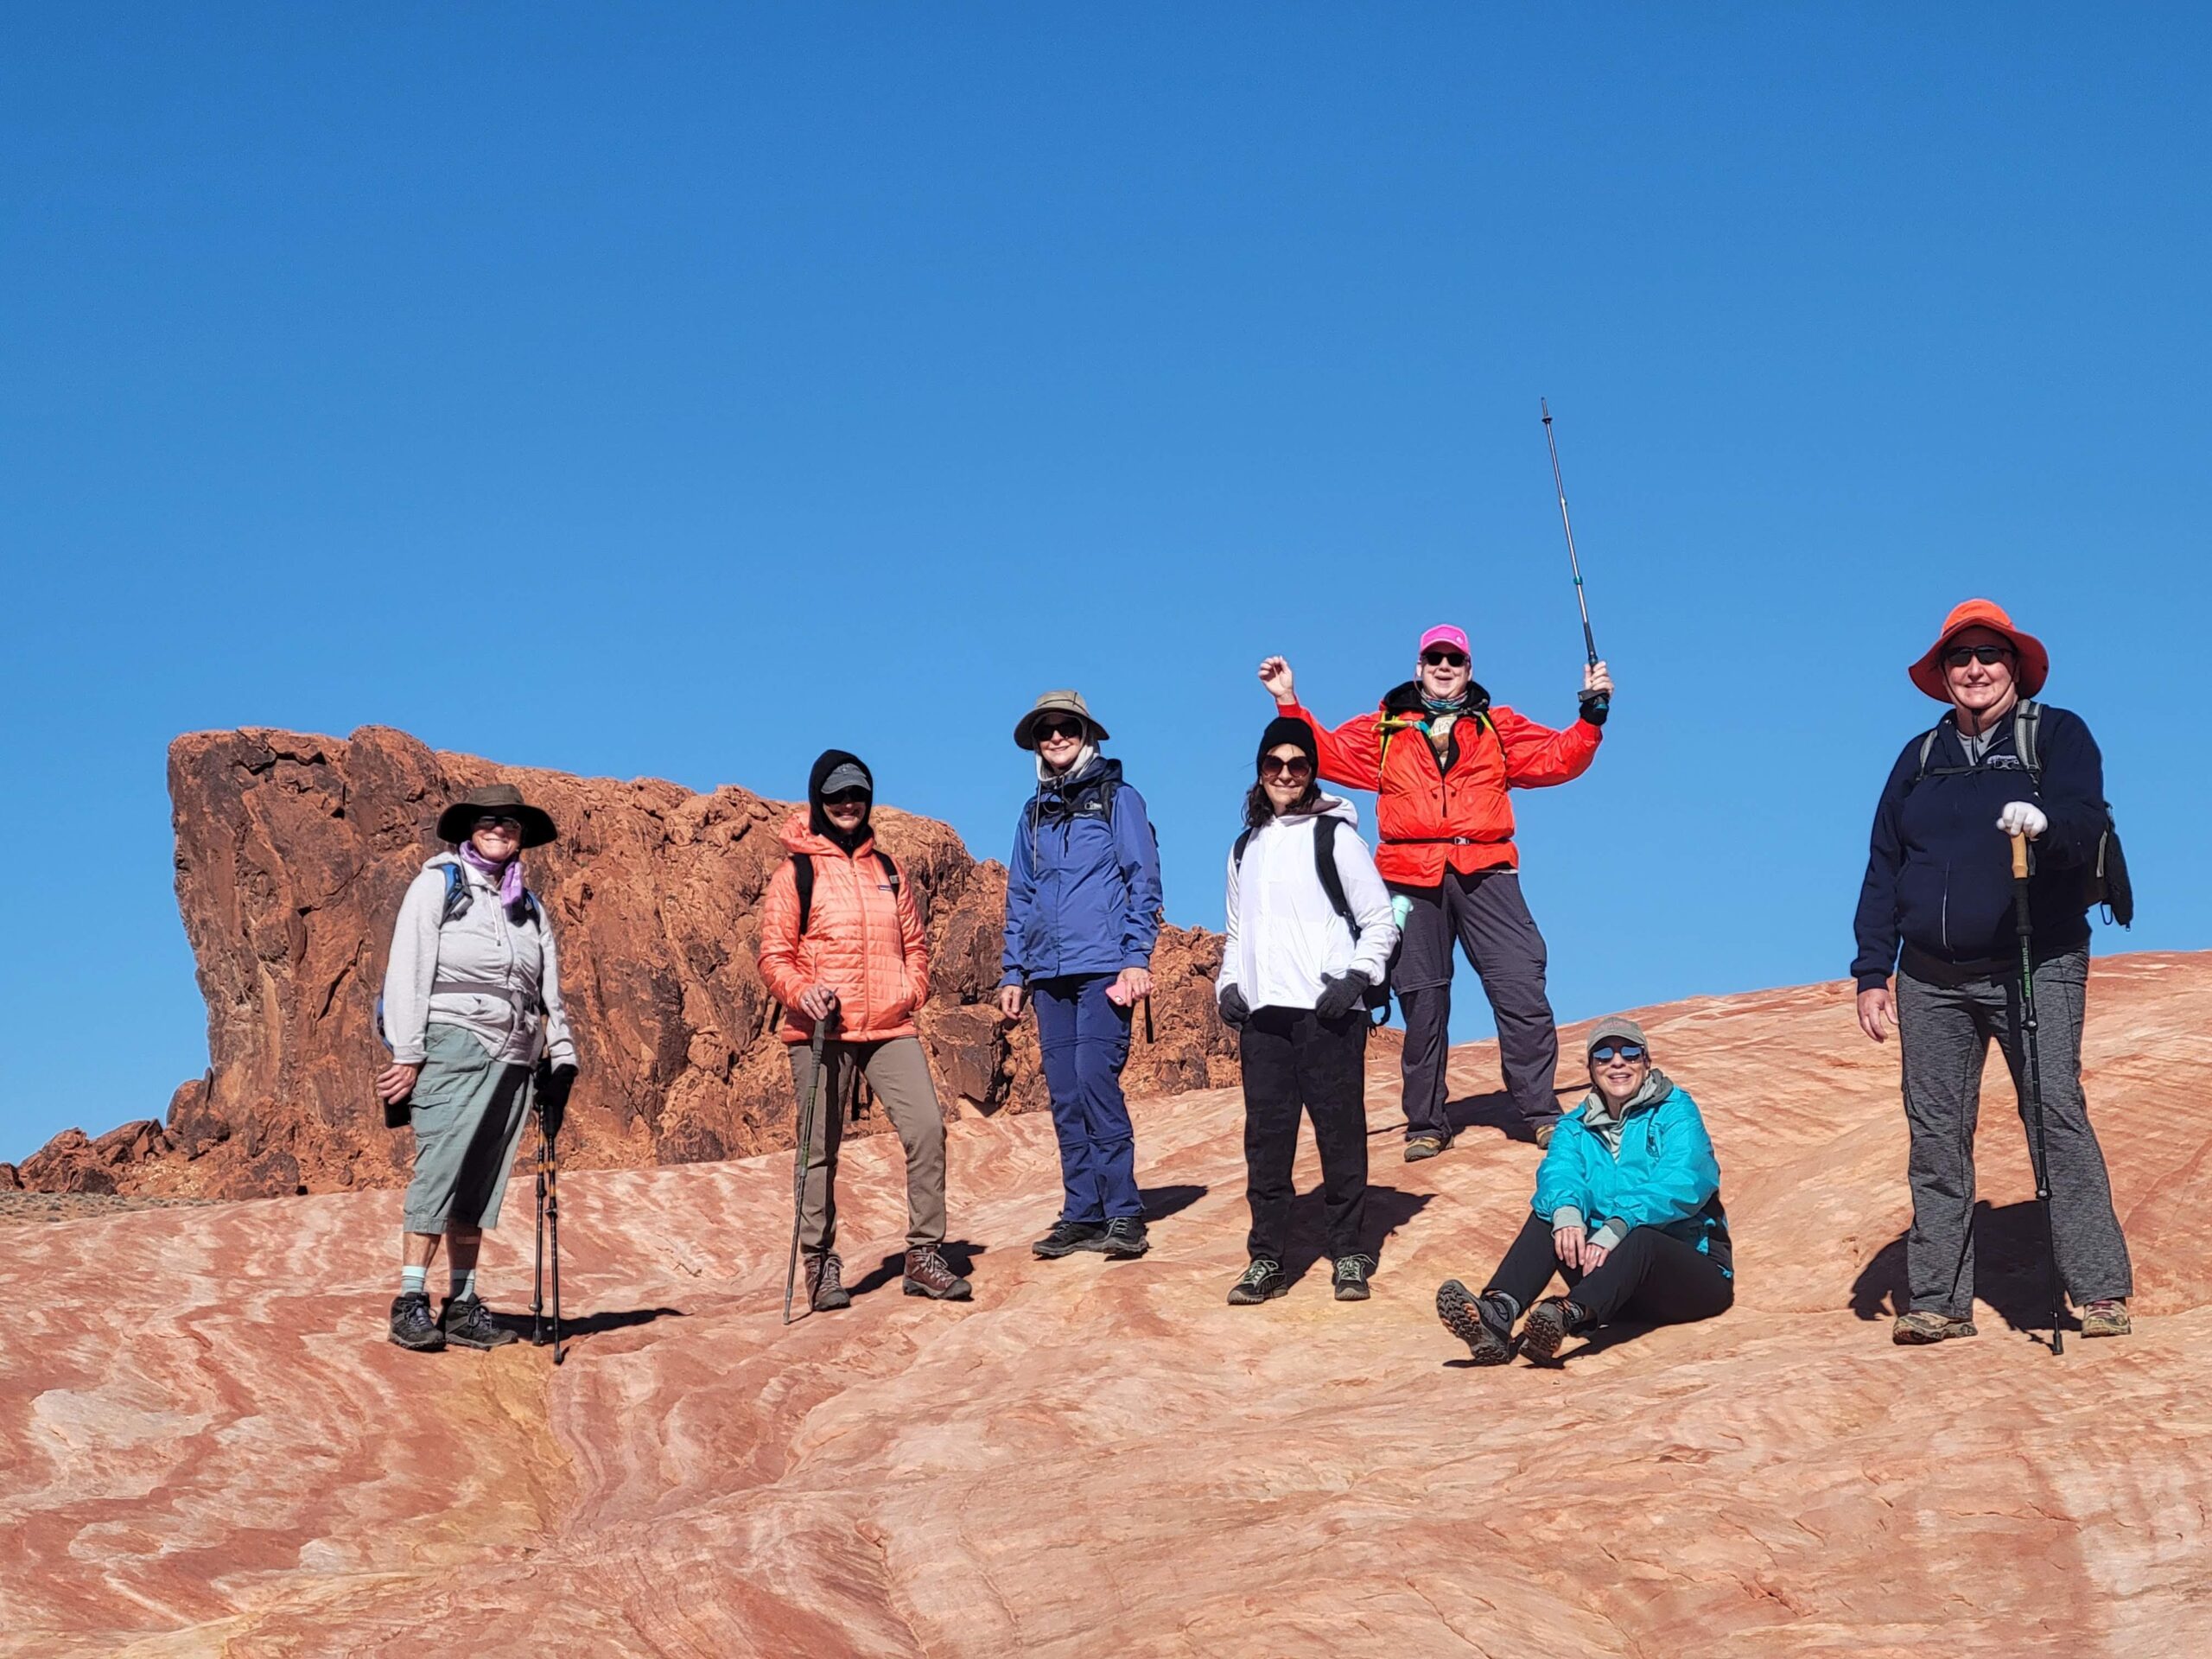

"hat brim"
[1014,710,1108,751]
[1909,624,2050,702]
[436,802,558,848]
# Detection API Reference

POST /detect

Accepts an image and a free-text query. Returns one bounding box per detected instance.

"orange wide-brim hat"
[1907,598,2050,702]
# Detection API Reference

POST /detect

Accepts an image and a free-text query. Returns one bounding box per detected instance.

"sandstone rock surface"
[3,954,2206,1656]
[20,727,1233,1198]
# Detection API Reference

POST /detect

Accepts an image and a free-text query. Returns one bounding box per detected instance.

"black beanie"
[1256,715,1319,777]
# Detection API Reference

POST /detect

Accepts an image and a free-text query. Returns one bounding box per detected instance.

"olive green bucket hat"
[1014,690,1109,751]
[435,782,558,849]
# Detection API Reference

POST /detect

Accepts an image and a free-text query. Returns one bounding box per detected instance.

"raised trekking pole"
[1540,398,1608,723]
[782,1004,838,1324]
[2011,830,2064,1357]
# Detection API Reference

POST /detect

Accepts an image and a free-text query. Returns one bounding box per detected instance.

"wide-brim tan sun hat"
[1014,690,1109,751]
[1907,598,2050,702]
[435,782,558,849]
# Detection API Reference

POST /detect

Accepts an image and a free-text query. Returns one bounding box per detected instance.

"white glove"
[1997,801,2049,840]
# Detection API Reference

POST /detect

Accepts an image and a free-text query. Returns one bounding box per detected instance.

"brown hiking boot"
[1403,1133,1452,1163]
[1891,1308,1977,1345]
[804,1252,851,1311]
[903,1247,972,1301]
[2080,1298,2132,1338]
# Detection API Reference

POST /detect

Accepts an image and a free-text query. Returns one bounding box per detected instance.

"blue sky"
[4,5,2208,1161]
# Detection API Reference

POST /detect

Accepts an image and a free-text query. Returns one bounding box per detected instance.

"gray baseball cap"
[1584,1016,1649,1058]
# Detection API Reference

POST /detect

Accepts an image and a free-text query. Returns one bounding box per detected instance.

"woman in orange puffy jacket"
[756,750,969,1308]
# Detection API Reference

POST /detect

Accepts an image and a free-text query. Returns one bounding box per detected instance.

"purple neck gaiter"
[455,842,525,910]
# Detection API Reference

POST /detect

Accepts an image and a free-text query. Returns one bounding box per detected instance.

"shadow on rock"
[1849,1198,2074,1334]
[490,1306,687,1344]
[1279,1184,1433,1289]
[1140,1184,1208,1222]
[849,1238,988,1297]
[1443,1088,1576,1147]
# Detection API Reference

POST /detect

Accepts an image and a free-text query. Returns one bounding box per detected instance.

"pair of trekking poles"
[531,1063,568,1363]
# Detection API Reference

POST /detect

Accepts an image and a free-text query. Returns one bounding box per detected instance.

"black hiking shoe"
[1519,1295,1586,1362]
[1332,1255,1375,1301]
[1099,1217,1151,1258]
[805,1252,852,1310]
[389,1292,446,1352]
[1436,1280,1517,1364]
[1033,1221,1105,1258]
[1227,1259,1287,1306]
[440,1295,520,1351]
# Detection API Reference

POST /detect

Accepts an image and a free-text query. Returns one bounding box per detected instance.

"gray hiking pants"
[787,1035,947,1256]
[1896,950,2133,1319]
[1393,868,1560,1138]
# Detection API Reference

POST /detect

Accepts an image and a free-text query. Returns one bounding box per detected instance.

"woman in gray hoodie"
[374,783,578,1353]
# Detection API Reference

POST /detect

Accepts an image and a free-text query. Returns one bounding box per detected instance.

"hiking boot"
[388,1292,446,1352]
[1403,1133,1452,1164]
[805,1252,852,1310]
[1032,1221,1104,1259]
[1436,1280,1517,1365]
[2080,1298,2132,1338]
[1891,1308,1977,1345]
[440,1295,520,1351]
[1099,1217,1151,1259]
[1519,1295,1586,1361]
[903,1247,972,1301]
[1533,1122,1557,1150]
[1227,1258,1287,1306]
[1332,1255,1375,1301]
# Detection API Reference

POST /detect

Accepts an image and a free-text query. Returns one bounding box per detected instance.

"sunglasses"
[1259,754,1313,781]
[1590,1042,1646,1064]
[1942,644,2015,668]
[822,790,870,808]
[1421,648,1468,668]
[473,815,524,834]
[1035,719,1084,742]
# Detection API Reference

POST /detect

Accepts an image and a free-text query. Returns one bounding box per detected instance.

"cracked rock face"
[17,726,1236,1198]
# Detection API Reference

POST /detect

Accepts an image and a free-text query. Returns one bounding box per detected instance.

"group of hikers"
[374,601,2133,1361]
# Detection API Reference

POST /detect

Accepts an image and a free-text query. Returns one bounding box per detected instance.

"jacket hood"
[1268,791,1360,830]
[806,748,874,851]
[779,806,874,859]
[1382,678,1493,718]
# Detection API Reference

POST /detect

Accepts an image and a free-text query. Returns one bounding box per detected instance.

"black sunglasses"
[1259,754,1313,780]
[1590,1042,1646,1064]
[1421,648,1468,668]
[1034,719,1084,742]
[473,815,524,834]
[1942,644,2015,668]
[822,789,870,807]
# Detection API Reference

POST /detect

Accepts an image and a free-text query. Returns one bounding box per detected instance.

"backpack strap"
[792,853,816,938]
[2015,700,2042,780]
[439,861,472,925]
[1312,815,1357,932]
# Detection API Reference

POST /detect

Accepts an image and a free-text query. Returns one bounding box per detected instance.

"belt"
[1382,836,1497,846]
[431,980,543,1020]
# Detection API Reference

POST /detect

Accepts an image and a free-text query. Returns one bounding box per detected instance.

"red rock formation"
[2,956,2204,1655]
[21,727,1234,1198]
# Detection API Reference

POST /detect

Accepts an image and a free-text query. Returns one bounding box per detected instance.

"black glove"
[1314,971,1369,1021]
[1578,689,1611,728]
[535,1062,576,1142]
[1217,985,1252,1028]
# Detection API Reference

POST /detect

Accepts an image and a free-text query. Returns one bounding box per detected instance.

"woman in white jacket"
[1216,717,1400,1304]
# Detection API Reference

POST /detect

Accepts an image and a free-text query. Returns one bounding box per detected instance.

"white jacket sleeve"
[379,869,446,1065]
[1334,829,1399,986]
[537,910,578,1070]
[1216,844,1243,999]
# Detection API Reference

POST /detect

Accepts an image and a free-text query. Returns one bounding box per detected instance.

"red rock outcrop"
[21,727,1233,1198]
[3,955,2205,1655]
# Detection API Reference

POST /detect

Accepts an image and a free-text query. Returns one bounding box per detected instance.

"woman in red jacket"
[1260,624,1611,1159]
[757,750,969,1309]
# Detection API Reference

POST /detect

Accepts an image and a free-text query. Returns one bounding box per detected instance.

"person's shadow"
[489,1306,686,1344]
[1139,1184,1208,1223]
[1850,1199,2072,1339]
[1276,1184,1433,1290]
[1441,1086,1580,1147]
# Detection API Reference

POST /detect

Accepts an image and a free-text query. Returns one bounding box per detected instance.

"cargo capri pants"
[402,1022,537,1234]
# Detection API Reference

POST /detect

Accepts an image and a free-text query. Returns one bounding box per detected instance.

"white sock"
[400,1265,428,1298]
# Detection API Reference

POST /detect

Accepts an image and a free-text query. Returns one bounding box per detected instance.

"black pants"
[1240,1007,1370,1262]
[1393,868,1560,1135]
[1485,1211,1733,1327]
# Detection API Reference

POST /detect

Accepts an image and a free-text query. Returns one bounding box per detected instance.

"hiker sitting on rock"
[1260,626,1609,1159]
[1436,1019,1732,1363]
[1215,717,1399,1306]
[1852,600,2133,1345]
[757,750,970,1310]
[375,783,578,1354]
[998,690,1164,1264]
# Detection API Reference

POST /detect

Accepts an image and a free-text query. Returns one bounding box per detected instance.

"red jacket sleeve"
[1281,700,1383,791]
[756,861,809,1007]
[1491,705,1602,789]
[894,858,930,1006]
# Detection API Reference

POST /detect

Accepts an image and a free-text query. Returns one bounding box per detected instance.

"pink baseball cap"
[1417,624,1471,656]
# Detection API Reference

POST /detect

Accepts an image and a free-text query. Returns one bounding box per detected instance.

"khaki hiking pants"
[786,1034,947,1256]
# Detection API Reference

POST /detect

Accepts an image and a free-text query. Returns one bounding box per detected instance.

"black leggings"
[1486,1211,1733,1326]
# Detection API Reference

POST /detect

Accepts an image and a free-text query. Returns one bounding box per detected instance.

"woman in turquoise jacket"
[1436,1016,1732,1363]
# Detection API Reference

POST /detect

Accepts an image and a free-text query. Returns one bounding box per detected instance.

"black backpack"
[1914,701,2133,926]
[1232,815,1392,1025]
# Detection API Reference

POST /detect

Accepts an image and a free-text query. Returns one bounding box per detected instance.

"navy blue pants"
[1033,973,1142,1224]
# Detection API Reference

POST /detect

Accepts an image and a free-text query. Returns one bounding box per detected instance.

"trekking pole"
[538,1120,566,1363]
[782,1006,837,1325]
[532,1128,547,1346]
[1540,398,1608,722]
[2011,830,2064,1357]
